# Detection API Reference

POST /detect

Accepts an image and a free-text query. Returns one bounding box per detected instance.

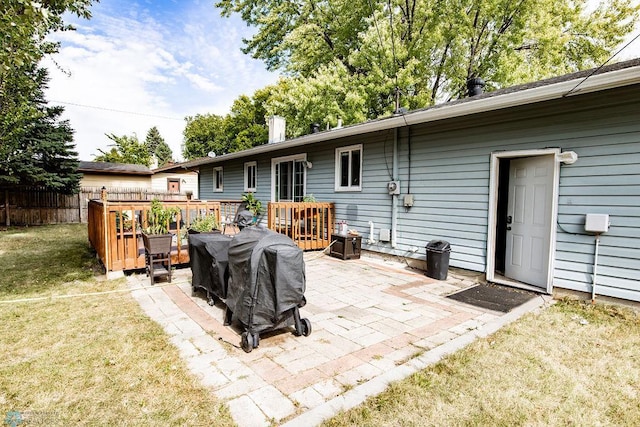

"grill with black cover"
[188,232,233,306]
[225,226,311,352]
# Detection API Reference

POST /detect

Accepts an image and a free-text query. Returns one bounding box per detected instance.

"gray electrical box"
[585,214,610,233]
[379,228,391,242]
[403,194,414,207]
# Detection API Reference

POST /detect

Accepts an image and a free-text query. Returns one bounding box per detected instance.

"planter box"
[142,233,173,255]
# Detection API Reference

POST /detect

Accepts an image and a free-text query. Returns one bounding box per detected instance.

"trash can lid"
[425,240,451,252]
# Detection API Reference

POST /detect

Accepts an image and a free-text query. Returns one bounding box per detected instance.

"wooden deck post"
[101,188,111,271]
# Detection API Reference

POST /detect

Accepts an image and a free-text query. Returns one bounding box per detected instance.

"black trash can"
[425,240,451,280]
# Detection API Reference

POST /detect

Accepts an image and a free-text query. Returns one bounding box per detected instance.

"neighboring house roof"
[180,57,640,168]
[151,162,199,174]
[78,161,152,175]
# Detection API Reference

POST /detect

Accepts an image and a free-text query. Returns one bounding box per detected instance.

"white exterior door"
[505,155,554,289]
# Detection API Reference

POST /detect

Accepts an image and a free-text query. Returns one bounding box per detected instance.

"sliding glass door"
[272,154,306,202]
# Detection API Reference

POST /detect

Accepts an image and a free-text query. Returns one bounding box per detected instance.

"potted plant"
[187,213,220,234]
[241,192,263,218]
[142,199,179,255]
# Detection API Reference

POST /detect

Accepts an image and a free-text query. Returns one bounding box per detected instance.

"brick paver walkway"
[127,252,549,426]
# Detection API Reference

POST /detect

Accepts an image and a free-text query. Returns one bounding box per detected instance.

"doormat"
[446,283,539,313]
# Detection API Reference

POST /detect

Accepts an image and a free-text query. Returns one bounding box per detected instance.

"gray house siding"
[553,104,639,301]
[395,124,491,271]
[200,157,271,209]
[392,89,639,301]
[193,83,639,302]
[316,134,396,238]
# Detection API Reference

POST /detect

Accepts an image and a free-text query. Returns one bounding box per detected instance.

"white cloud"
[44,0,279,162]
[183,72,221,92]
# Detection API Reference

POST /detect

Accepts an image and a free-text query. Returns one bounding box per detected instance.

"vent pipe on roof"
[310,123,321,134]
[467,77,485,97]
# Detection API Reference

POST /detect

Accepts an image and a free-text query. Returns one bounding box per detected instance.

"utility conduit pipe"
[592,233,600,303]
[368,221,376,244]
[391,128,399,248]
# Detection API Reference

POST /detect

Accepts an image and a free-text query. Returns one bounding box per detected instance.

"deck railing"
[267,202,335,250]
[88,198,333,272]
[88,199,242,272]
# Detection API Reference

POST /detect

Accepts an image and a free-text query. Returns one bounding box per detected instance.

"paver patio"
[127,251,550,426]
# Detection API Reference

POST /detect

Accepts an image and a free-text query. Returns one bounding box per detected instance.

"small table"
[330,234,362,260]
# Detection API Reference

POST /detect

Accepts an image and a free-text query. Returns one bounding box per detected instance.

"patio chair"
[222,201,249,234]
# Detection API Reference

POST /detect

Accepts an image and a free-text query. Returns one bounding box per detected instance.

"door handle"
[506,216,513,224]
[506,226,512,231]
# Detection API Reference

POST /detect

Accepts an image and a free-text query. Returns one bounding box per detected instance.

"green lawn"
[324,299,640,426]
[0,224,234,426]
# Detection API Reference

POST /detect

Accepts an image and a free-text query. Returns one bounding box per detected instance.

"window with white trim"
[244,161,257,192]
[335,144,362,191]
[213,167,223,192]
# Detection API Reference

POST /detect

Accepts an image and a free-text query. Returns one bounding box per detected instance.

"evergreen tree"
[0,68,80,193]
[144,126,173,167]
[154,140,174,167]
[145,126,163,153]
[1,1,94,181]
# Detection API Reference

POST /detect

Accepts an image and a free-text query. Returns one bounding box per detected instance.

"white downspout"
[391,128,399,248]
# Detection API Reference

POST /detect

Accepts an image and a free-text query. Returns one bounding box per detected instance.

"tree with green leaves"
[145,126,173,167]
[182,93,271,160]
[94,134,152,167]
[182,113,227,160]
[218,0,638,136]
[0,68,81,193]
[225,93,269,151]
[0,0,94,190]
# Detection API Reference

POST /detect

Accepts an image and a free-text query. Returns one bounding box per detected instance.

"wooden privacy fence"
[268,202,335,250]
[88,198,242,272]
[1,186,190,226]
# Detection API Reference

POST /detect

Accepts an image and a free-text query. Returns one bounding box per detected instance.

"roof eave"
[78,170,153,176]
[404,65,640,127]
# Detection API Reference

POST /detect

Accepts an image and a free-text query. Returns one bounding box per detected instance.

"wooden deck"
[267,202,335,251]
[88,198,334,272]
[88,199,241,272]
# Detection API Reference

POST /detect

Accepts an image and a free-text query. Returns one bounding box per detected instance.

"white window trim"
[271,153,307,202]
[213,166,223,192]
[335,144,362,192]
[244,161,257,192]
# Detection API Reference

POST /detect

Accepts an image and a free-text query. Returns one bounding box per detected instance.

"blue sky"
[45,0,639,163]
[44,0,279,161]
